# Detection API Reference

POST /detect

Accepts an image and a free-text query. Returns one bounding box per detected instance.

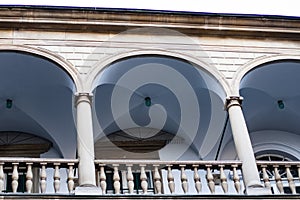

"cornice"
[0,7,300,39]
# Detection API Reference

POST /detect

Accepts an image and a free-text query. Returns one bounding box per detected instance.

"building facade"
[0,6,300,199]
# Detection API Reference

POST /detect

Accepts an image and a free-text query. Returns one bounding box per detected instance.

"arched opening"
[0,51,77,158]
[240,60,300,160]
[92,55,227,160]
[221,60,300,161]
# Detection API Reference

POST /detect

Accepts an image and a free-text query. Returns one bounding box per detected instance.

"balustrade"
[0,158,78,194]
[95,160,243,195]
[1,158,299,195]
[257,161,300,194]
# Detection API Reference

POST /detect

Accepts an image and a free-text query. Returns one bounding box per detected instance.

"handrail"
[95,159,242,166]
[0,158,78,194]
[0,157,78,164]
[256,160,300,165]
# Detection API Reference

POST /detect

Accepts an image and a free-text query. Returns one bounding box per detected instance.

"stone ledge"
[74,185,102,195]
[1,7,300,39]
[0,194,300,200]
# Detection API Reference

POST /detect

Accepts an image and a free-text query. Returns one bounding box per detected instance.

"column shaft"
[76,93,96,186]
[226,97,262,189]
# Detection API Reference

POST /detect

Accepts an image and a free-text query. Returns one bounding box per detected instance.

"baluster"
[126,164,134,194]
[206,165,215,194]
[67,163,75,193]
[153,165,161,194]
[12,163,19,193]
[53,163,60,193]
[140,164,148,194]
[298,165,300,182]
[113,164,120,194]
[180,165,188,193]
[232,165,241,194]
[40,163,47,193]
[219,165,228,193]
[274,165,284,194]
[167,165,175,194]
[286,165,296,194]
[26,163,33,193]
[261,165,271,189]
[0,162,4,193]
[99,164,107,194]
[193,165,201,194]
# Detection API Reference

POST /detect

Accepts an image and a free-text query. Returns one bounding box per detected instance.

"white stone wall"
[2,29,300,87]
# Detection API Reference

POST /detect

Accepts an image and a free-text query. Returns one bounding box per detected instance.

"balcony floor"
[1,194,300,200]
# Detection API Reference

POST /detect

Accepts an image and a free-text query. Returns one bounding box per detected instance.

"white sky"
[0,0,300,17]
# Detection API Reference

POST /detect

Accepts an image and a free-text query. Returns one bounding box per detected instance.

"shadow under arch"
[91,52,228,160]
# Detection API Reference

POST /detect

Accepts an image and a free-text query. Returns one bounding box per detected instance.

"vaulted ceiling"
[0,51,76,158]
[92,55,227,160]
[240,61,300,134]
[221,60,300,160]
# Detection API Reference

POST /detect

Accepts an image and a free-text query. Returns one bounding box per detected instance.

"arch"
[90,51,228,160]
[0,48,78,158]
[0,44,82,92]
[232,54,300,96]
[86,49,230,96]
[230,56,300,162]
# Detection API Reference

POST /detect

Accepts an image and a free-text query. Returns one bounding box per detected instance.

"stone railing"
[94,160,243,195]
[2,158,299,195]
[257,161,300,194]
[0,158,78,194]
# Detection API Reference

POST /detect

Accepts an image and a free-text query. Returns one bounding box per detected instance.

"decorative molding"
[225,96,243,110]
[74,92,93,106]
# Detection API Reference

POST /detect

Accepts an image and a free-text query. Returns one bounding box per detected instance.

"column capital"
[75,93,93,106]
[224,96,243,110]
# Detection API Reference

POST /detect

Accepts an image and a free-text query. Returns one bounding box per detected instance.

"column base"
[75,185,102,195]
[245,186,272,195]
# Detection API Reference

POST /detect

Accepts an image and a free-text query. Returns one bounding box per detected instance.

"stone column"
[75,93,97,188]
[225,96,270,194]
